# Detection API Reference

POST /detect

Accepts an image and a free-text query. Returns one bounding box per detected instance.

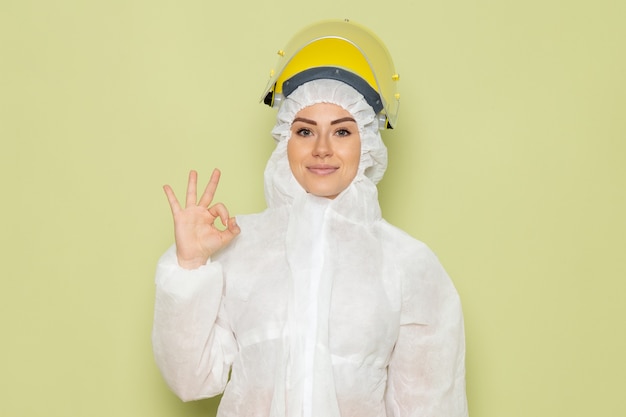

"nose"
[312,134,332,158]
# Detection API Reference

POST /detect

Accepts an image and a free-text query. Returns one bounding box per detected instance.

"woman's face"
[287,103,361,199]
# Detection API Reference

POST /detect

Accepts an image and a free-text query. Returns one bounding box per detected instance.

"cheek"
[346,141,362,172]
[286,140,303,171]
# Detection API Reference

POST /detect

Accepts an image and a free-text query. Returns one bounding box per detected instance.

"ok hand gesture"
[163,169,240,269]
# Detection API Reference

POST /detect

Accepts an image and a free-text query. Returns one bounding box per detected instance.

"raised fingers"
[198,168,221,208]
[185,170,199,208]
[163,184,182,215]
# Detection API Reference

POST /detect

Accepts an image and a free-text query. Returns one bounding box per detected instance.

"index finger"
[198,168,221,208]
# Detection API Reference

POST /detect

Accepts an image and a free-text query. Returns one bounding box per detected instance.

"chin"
[306,188,341,199]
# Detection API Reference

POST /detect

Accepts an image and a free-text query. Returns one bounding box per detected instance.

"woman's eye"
[296,128,313,137]
[335,128,351,137]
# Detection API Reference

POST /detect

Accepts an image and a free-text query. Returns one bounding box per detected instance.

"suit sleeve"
[385,246,468,417]
[151,245,238,401]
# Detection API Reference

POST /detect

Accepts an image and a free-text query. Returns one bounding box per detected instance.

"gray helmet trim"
[281,67,384,114]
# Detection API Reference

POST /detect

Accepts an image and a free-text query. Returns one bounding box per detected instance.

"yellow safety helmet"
[261,19,400,129]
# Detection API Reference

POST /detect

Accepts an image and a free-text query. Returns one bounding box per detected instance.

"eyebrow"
[292,116,357,126]
[293,117,317,125]
[331,117,357,125]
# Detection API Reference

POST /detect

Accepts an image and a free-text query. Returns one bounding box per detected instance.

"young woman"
[152,20,468,417]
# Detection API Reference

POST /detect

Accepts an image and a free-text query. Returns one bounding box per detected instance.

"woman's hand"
[163,169,240,269]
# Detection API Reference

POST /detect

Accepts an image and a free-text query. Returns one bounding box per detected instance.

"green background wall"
[2,1,624,416]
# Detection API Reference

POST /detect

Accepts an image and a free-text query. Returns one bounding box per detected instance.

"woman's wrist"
[176,254,210,270]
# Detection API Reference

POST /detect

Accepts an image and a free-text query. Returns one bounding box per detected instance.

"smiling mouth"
[307,165,338,175]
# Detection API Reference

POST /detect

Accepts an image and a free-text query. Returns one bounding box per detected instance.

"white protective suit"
[152,79,468,417]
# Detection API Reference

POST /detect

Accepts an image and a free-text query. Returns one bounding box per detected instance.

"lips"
[307,164,339,175]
